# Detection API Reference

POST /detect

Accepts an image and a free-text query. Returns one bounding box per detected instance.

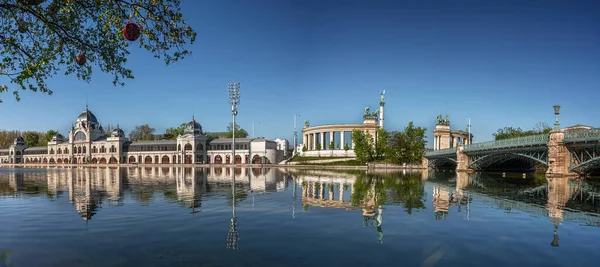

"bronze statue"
[435,114,450,125]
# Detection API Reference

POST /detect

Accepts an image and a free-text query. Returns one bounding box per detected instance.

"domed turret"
[14,135,25,145]
[184,116,203,136]
[77,108,98,123]
[111,126,125,138]
[51,133,65,142]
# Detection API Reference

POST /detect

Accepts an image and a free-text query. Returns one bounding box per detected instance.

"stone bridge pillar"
[547,130,576,177]
[456,145,468,172]
[421,157,429,170]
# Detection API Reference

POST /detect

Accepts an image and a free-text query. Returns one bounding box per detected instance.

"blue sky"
[1,0,599,147]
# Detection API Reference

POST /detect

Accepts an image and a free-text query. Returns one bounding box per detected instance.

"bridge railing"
[464,134,549,152]
[564,128,600,143]
[425,147,456,157]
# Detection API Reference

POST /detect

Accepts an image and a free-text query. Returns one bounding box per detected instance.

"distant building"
[274,138,290,158]
[0,108,281,165]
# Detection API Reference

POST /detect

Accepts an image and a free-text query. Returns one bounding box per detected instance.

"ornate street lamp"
[553,105,561,130]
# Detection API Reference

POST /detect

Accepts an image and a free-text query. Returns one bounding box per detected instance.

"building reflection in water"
[295,170,429,244]
[432,172,472,220]
[1,166,283,223]
[546,177,572,247]
[4,167,600,248]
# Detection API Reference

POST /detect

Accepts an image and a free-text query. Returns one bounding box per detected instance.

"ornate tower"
[379,90,385,128]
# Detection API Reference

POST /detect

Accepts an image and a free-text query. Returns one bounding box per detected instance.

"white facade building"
[0,109,281,165]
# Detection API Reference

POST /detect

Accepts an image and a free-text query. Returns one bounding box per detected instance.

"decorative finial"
[85,95,88,111]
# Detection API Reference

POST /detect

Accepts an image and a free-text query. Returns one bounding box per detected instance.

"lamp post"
[293,113,301,156]
[553,105,561,130]
[227,82,240,250]
[465,118,471,145]
[229,82,241,165]
[252,121,261,138]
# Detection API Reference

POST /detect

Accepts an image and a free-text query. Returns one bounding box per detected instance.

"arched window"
[184,143,192,151]
[77,147,82,154]
[50,148,54,154]
[111,145,116,153]
[92,147,97,153]
[82,146,86,153]
[74,131,86,141]
[57,148,62,154]
[16,151,21,156]
[101,146,105,153]
[64,148,69,154]
[178,144,181,151]
[196,144,203,151]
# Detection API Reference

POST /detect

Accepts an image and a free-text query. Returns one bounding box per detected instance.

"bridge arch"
[467,152,547,171]
[570,157,600,173]
[427,157,457,169]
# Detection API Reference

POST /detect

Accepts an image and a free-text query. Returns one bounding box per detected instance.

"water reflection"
[2,167,600,250]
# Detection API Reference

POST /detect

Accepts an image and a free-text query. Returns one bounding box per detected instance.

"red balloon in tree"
[123,22,140,41]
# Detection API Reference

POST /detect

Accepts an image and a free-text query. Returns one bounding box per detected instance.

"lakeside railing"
[464,134,549,152]
[425,147,456,157]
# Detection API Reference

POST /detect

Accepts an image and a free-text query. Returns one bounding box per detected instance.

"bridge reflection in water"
[3,167,600,248]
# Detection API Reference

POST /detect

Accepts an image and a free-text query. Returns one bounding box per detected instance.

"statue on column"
[435,114,450,125]
[304,120,310,128]
[379,90,385,105]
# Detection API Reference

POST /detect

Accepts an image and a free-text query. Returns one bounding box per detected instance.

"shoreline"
[0,163,427,171]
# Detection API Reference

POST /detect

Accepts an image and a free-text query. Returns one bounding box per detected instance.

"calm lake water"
[1,167,600,267]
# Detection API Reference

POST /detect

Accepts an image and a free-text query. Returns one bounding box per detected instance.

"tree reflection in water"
[351,172,427,243]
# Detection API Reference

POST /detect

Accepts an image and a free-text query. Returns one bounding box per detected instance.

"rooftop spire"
[85,95,88,111]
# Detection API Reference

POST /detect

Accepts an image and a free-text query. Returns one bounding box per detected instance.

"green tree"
[344,143,350,151]
[129,124,155,141]
[387,122,427,164]
[103,124,116,137]
[226,123,248,138]
[0,0,197,103]
[375,128,389,160]
[302,145,308,152]
[0,130,20,148]
[164,123,186,140]
[352,129,375,164]
[316,143,321,151]
[329,141,334,150]
[493,122,551,140]
[44,130,57,142]
[22,131,40,147]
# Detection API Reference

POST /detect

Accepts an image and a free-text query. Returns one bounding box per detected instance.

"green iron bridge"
[424,128,600,174]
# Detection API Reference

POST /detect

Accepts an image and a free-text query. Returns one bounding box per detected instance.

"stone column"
[455,145,468,172]
[546,130,575,177]
[329,184,334,200]
[422,157,429,170]
[320,183,325,199]
[340,132,345,150]
[320,133,325,151]
[304,134,308,149]
[330,131,334,150]
[312,134,316,150]
[339,183,344,202]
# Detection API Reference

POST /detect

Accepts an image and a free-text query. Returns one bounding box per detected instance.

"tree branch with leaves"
[0,0,196,103]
